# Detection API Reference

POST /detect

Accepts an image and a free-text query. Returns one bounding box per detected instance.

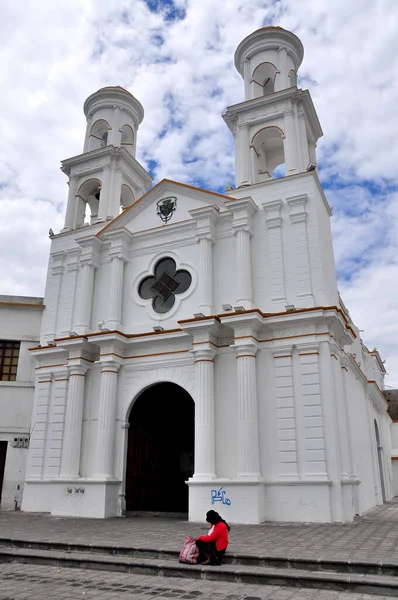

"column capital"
[36,371,53,383]
[220,311,264,343]
[66,249,81,273]
[77,234,103,268]
[53,367,70,381]
[226,196,257,234]
[189,205,219,241]
[179,317,231,350]
[51,251,66,276]
[192,348,216,362]
[270,344,294,358]
[235,344,258,359]
[99,359,122,373]
[287,193,308,223]
[103,228,133,261]
[262,199,283,229]
[68,364,88,377]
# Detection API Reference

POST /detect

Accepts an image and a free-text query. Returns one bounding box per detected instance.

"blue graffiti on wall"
[211,487,231,506]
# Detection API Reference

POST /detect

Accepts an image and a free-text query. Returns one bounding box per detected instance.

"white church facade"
[2,26,394,523]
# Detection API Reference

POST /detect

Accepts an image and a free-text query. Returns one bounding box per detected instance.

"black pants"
[196,539,226,565]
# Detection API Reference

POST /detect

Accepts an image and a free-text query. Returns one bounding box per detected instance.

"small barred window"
[0,341,20,382]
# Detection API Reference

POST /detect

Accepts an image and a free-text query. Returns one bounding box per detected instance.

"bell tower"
[223,27,322,187]
[61,86,152,231]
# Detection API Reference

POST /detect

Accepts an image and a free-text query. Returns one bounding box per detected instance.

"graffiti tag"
[211,487,231,506]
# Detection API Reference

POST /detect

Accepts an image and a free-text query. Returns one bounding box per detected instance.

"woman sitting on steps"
[194,510,230,565]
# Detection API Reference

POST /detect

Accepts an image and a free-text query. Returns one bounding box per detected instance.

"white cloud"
[0,0,397,385]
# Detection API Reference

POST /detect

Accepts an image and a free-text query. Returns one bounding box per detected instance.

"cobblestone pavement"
[0,563,394,600]
[1,499,398,565]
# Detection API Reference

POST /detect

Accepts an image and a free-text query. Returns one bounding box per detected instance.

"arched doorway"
[374,420,386,503]
[125,382,194,514]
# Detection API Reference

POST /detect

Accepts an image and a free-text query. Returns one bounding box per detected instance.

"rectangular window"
[0,341,20,382]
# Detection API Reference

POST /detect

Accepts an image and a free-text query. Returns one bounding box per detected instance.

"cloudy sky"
[1,0,397,386]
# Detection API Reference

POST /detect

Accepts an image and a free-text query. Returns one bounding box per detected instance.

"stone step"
[1,546,398,597]
[1,536,398,578]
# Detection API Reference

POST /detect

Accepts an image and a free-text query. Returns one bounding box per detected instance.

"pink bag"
[179,536,199,564]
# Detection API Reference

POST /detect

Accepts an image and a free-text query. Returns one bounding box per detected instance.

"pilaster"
[262,199,287,307]
[189,205,219,316]
[220,312,264,479]
[286,194,314,307]
[44,367,69,478]
[271,345,299,480]
[26,371,53,479]
[318,340,343,521]
[180,318,231,480]
[60,363,88,478]
[93,359,122,478]
[74,236,102,335]
[103,228,133,330]
[226,197,257,309]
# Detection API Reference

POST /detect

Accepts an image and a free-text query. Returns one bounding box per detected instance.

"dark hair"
[206,510,230,532]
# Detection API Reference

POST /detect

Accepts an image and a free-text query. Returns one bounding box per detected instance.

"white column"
[108,167,123,217]
[98,165,112,220]
[192,349,216,479]
[106,257,125,330]
[197,237,213,315]
[283,108,299,174]
[74,261,95,335]
[236,345,261,477]
[237,125,251,187]
[319,341,343,521]
[236,228,253,308]
[263,200,287,306]
[60,365,88,478]
[26,372,52,479]
[93,361,120,478]
[243,59,251,100]
[63,176,78,230]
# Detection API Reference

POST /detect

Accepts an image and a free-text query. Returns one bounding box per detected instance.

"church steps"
[1,542,398,596]
[1,536,398,576]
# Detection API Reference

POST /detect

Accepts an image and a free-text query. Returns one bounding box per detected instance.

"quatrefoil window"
[138,257,192,314]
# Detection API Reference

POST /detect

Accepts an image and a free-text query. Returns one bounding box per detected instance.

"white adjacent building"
[0,296,42,510]
[2,26,394,523]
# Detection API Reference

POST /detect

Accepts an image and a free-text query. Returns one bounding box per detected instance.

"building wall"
[0,302,42,509]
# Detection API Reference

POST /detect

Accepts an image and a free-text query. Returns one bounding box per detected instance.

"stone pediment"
[97,178,230,238]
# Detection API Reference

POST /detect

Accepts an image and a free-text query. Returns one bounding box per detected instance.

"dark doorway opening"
[125,382,194,514]
[0,441,8,506]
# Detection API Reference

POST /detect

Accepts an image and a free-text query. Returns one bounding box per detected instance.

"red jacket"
[198,521,229,551]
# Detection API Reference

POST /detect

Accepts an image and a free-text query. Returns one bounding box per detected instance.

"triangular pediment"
[97,179,230,238]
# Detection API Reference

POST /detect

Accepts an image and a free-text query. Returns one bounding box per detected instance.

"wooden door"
[126,383,194,513]
[0,441,8,505]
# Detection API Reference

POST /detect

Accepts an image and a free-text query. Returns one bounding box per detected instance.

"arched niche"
[76,178,102,225]
[251,126,285,182]
[251,62,278,98]
[89,119,110,151]
[120,124,134,155]
[120,184,135,211]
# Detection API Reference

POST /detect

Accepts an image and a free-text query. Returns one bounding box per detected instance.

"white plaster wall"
[0,436,28,510]
[0,305,40,509]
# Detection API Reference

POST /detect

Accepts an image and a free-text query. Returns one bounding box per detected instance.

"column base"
[188,478,265,524]
[22,479,122,518]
